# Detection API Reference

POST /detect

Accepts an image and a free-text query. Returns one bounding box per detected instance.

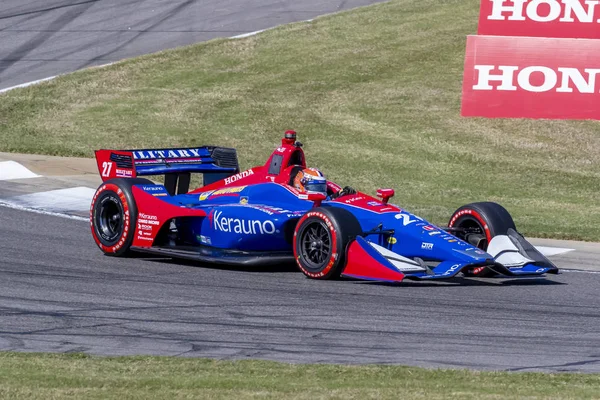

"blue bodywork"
[136,182,555,279]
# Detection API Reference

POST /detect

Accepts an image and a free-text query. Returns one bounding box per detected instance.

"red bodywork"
[93,130,404,282]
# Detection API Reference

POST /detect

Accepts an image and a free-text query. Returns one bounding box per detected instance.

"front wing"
[341,235,559,283]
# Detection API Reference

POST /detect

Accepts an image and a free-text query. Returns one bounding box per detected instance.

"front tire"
[448,202,517,277]
[293,207,362,280]
[90,178,152,256]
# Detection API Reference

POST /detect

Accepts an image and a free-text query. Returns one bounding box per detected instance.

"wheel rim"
[453,217,487,249]
[299,220,332,270]
[97,195,123,244]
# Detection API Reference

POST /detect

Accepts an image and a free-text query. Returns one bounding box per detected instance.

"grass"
[0,352,598,399]
[1,0,600,240]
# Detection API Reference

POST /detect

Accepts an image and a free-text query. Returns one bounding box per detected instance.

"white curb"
[0,161,41,180]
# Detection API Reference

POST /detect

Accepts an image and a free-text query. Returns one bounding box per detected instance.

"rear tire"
[90,178,153,256]
[293,207,362,279]
[448,202,516,277]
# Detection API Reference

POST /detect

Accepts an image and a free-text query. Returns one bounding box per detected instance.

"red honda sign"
[478,0,600,39]
[461,35,600,119]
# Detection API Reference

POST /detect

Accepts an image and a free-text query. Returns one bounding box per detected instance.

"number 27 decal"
[101,161,113,177]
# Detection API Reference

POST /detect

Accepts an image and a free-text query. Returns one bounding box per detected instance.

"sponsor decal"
[421,242,434,250]
[423,225,435,231]
[448,239,458,243]
[142,185,164,191]
[138,223,153,231]
[478,0,600,39]
[462,35,600,120]
[443,264,463,276]
[212,210,278,235]
[141,185,168,196]
[138,213,160,225]
[429,231,441,236]
[115,168,133,177]
[387,237,397,244]
[240,196,249,205]
[367,201,382,206]
[344,196,364,204]
[225,169,254,185]
[133,148,205,160]
[199,186,246,201]
[249,205,303,216]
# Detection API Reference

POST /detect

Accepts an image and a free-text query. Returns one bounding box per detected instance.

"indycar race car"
[90,130,559,283]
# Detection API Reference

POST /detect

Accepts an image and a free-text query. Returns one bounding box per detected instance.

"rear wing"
[95,146,239,194]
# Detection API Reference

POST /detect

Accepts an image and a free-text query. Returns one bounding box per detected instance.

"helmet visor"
[305,180,327,194]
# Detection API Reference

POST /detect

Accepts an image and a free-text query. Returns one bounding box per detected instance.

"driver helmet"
[293,168,327,195]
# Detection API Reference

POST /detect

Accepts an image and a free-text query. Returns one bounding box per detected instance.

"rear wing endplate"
[95,146,239,194]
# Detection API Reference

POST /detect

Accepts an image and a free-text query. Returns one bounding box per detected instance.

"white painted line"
[0,62,116,94]
[231,29,268,39]
[0,76,57,94]
[231,19,312,39]
[1,187,95,214]
[534,246,575,257]
[0,161,41,180]
[0,200,88,222]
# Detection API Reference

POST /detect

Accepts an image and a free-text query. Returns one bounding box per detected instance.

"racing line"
[0,0,599,373]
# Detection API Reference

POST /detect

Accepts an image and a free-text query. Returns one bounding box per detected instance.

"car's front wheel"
[293,207,362,280]
[448,201,517,276]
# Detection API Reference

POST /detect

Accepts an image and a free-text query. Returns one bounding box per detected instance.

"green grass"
[1,0,599,240]
[0,352,598,399]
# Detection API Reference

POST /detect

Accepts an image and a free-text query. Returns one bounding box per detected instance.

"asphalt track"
[0,0,383,90]
[0,206,597,372]
[1,0,599,373]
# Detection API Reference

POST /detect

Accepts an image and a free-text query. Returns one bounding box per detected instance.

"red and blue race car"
[90,131,559,283]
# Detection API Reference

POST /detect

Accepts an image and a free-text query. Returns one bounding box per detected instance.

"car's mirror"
[376,188,395,204]
[300,192,327,207]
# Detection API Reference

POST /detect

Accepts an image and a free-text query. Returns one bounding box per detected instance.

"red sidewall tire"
[293,207,362,280]
[448,202,517,277]
[90,178,151,257]
[448,202,516,246]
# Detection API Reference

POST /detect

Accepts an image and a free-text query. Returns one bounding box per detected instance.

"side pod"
[342,236,405,282]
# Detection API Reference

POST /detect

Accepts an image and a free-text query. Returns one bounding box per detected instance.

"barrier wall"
[462,0,600,120]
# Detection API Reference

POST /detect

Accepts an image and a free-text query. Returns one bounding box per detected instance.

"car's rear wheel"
[90,178,153,256]
[293,207,362,280]
[448,202,516,277]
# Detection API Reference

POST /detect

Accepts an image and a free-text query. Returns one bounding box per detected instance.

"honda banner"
[461,35,600,119]
[478,0,600,39]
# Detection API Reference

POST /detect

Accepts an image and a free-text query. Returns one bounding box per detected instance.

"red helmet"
[293,168,327,195]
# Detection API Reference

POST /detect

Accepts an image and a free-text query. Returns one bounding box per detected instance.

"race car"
[90,130,559,283]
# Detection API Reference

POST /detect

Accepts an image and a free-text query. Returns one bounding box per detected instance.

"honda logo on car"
[473,65,600,93]
[486,0,600,24]
[213,210,276,235]
[225,169,254,185]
